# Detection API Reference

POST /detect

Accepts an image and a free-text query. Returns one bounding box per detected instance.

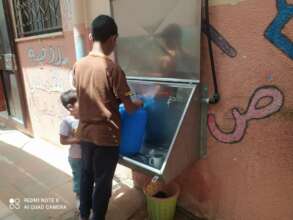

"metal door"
[0,0,24,123]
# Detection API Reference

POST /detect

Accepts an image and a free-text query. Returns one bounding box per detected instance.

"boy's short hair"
[91,15,118,42]
[60,89,77,109]
[160,24,182,41]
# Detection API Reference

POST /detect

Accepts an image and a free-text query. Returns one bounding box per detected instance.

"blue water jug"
[119,104,147,156]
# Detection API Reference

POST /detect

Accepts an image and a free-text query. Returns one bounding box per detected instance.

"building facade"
[132,0,293,219]
[178,0,293,219]
[0,0,111,143]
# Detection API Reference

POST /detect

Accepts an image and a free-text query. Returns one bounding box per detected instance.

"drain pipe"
[204,0,220,104]
[72,0,87,60]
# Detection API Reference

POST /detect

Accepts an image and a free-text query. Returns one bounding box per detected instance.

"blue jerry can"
[119,104,147,156]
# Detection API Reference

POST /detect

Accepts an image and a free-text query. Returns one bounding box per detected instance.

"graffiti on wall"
[265,0,293,59]
[202,22,238,58]
[27,69,72,91]
[27,46,69,66]
[208,85,284,144]
[29,90,65,144]
[26,69,72,127]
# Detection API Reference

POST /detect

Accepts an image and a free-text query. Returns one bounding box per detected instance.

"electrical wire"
[205,0,220,104]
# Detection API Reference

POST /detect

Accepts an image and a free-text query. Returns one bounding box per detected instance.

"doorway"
[0,0,31,133]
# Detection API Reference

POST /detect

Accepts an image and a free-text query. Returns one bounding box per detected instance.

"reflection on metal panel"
[111,0,201,81]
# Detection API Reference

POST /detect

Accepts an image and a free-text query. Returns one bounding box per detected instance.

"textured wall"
[13,0,112,144]
[176,0,293,219]
[16,36,75,145]
[15,0,76,144]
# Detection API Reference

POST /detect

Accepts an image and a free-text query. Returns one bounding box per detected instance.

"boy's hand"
[60,135,80,145]
[133,99,144,108]
[121,96,143,113]
[70,136,80,144]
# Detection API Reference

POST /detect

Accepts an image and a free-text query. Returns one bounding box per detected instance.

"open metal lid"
[111,0,201,82]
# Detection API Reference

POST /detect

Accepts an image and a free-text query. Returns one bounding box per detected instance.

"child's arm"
[60,134,80,145]
[59,118,80,145]
[111,66,143,113]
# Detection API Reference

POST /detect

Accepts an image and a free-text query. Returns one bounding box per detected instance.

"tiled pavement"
[0,128,199,220]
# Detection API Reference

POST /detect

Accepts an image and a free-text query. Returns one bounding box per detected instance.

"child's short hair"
[91,15,118,42]
[160,24,182,42]
[60,89,77,109]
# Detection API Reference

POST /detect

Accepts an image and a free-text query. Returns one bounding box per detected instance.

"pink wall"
[176,0,293,219]
[134,0,293,219]
[15,34,76,144]
[14,0,77,144]
[12,0,91,144]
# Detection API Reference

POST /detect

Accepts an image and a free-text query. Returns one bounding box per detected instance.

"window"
[13,0,62,38]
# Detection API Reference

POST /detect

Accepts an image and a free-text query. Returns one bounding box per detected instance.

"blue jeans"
[79,141,119,220]
[68,157,81,194]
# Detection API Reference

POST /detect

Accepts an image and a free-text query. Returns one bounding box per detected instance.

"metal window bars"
[13,0,62,38]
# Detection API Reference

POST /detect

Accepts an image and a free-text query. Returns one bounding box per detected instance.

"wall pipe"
[72,0,87,60]
[204,0,220,104]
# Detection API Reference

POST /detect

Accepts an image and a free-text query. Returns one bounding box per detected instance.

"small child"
[59,89,81,210]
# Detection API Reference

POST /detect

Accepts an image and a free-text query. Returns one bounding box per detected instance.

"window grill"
[13,0,62,38]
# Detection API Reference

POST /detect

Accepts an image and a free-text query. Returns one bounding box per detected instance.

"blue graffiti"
[265,0,293,59]
[202,21,237,58]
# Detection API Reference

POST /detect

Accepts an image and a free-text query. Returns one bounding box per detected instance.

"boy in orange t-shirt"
[73,15,142,220]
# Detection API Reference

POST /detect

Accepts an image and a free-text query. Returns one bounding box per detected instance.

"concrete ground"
[0,128,198,220]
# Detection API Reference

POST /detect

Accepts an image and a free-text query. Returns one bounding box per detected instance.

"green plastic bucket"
[144,182,180,220]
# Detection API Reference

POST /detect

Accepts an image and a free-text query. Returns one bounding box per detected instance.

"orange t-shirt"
[73,53,131,146]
